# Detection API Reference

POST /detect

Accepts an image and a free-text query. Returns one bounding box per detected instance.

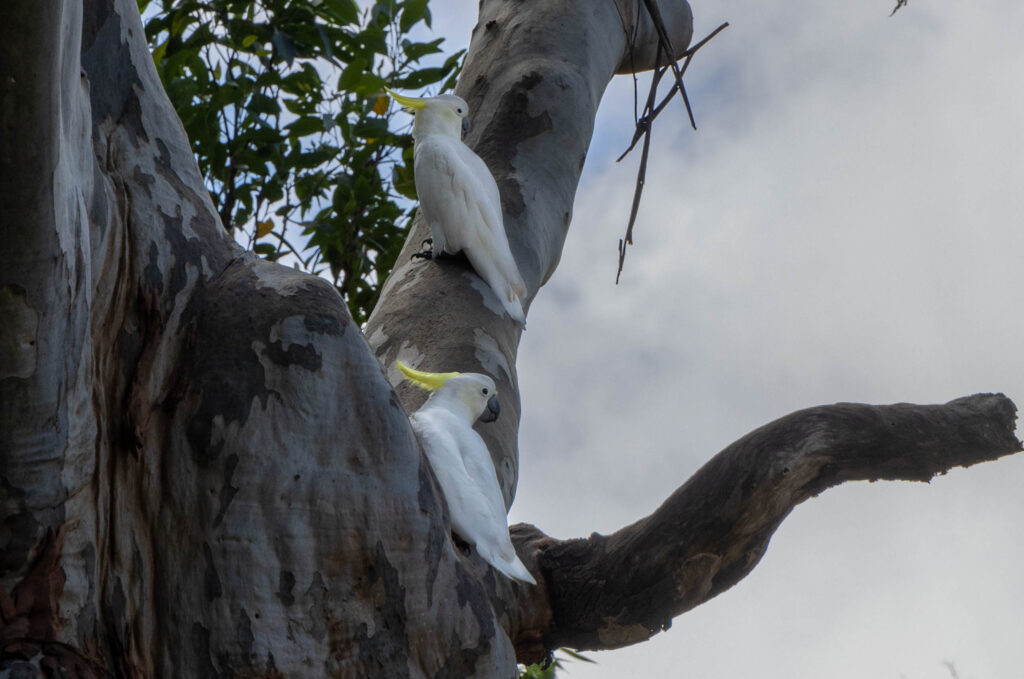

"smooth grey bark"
[0,1,1019,678]
[366,0,694,509]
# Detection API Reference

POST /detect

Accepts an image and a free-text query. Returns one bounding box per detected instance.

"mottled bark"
[1,1,1019,678]
[1,0,537,675]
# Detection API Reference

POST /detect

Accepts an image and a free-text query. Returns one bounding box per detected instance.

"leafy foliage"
[139,0,462,323]
[520,648,597,678]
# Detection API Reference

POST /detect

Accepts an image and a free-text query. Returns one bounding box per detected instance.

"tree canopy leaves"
[140,0,462,323]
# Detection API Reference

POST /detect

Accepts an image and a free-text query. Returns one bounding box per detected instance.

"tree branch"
[508,393,1021,661]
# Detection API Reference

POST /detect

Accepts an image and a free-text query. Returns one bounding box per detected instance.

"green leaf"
[399,0,430,32]
[283,97,314,115]
[352,117,389,139]
[394,67,448,90]
[143,0,463,324]
[286,116,325,138]
[271,28,298,65]
[323,0,359,25]
[559,649,597,663]
[402,37,444,62]
[151,38,169,65]
[357,25,389,55]
[316,24,335,60]
[338,59,387,95]
[253,243,278,258]
[338,56,369,91]
[371,0,399,25]
[247,92,280,115]
[392,162,417,200]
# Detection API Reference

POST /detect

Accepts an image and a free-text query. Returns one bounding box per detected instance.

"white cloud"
[504,0,1024,677]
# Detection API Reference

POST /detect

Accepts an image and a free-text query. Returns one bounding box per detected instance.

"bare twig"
[615,19,728,283]
[640,0,696,129]
[890,0,908,17]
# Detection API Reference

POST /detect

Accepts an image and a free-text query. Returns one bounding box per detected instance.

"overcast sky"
[424,1,1024,677]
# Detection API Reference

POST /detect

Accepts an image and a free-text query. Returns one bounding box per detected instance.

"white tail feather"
[476,541,536,584]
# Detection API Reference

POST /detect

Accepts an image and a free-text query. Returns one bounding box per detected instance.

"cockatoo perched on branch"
[396,360,536,585]
[385,88,528,325]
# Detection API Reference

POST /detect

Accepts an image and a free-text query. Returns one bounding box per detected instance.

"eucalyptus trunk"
[1,1,1018,677]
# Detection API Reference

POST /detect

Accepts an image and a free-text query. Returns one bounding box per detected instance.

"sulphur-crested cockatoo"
[396,360,535,584]
[385,87,528,325]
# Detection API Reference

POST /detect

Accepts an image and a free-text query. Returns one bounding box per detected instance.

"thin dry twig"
[615,18,729,284]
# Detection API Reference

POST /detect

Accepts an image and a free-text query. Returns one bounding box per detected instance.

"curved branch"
[508,393,1020,662]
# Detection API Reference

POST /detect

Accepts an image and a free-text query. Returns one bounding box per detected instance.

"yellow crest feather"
[396,360,460,391]
[383,87,427,110]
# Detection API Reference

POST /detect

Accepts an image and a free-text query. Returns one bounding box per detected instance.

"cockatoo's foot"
[451,532,472,557]
[411,238,434,260]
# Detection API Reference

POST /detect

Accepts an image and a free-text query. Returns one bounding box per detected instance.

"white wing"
[411,408,535,584]
[414,136,528,323]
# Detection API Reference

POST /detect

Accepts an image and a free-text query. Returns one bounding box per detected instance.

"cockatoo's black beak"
[461,117,471,136]
[479,394,500,423]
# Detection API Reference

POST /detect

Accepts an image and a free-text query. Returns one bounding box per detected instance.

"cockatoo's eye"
[481,387,489,395]
[456,107,464,115]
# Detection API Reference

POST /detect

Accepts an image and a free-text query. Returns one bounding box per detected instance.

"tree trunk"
[0,1,1018,678]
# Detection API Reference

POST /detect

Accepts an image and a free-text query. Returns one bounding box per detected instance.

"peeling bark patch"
[115,323,143,389]
[343,542,409,678]
[453,561,494,643]
[471,328,513,385]
[212,454,240,528]
[234,608,255,662]
[190,622,220,678]
[429,562,501,677]
[0,527,81,672]
[0,660,37,677]
[465,273,507,318]
[302,572,329,643]
[431,563,499,678]
[181,260,349,464]
[181,269,277,465]
[482,71,553,219]
[203,542,223,601]
[155,204,205,312]
[596,622,651,648]
[80,0,147,146]
[0,478,42,576]
[100,576,127,672]
[276,571,295,607]
[88,164,111,235]
[131,165,155,200]
[152,138,232,275]
[0,284,40,380]
[416,461,444,607]
[262,339,321,372]
[74,542,99,652]
[302,312,344,338]
[143,241,163,295]
[1,642,108,678]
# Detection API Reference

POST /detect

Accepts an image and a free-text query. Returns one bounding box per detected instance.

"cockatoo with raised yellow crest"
[385,87,528,325]
[396,360,535,584]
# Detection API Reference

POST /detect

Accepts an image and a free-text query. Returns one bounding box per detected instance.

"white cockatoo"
[385,87,528,325]
[396,360,536,584]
